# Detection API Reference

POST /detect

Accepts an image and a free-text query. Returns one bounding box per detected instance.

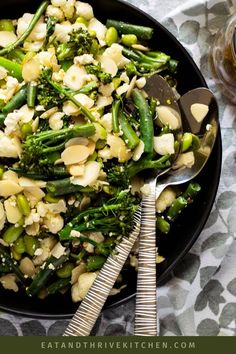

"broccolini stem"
[120,112,140,149]
[127,155,171,178]
[46,178,94,196]
[0,1,49,56]
[0,57,23,81]
[46,79,97,122]
[112,99,121,133]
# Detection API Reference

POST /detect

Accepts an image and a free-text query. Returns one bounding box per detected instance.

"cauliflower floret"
[0,66,8,80]
[54,21,73,43]
[51,0,67,6]
[75,1,94,20]
[62,0,76,19]
[51,242,66,259]
[173,151,195,170]
[88,18,107,46]
[153,133,175,156]
[43,213,64,234]
[98,83,114,97]
[23,41,44,52]
[83,231,104,253]
[17,13,46,41]
[36,49,60,71]
[74,54,95,65]
[71,272,97,302]
[0,76,20,103]
[25,222,40,236]
[99,113,112,133]
[33,236,57,266]
[0,274,18,292]
[52,68,65,82]
[71,263,87,284]
[96,95,113,109]
[24,209,40,226]
[0,201,6,231]
[156,187,176,213]
[103,43,130,68]
[46,5,65,21]
[49,112,64,131]
[0,133,21,158]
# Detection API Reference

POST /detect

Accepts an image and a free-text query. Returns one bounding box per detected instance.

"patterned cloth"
[1,0,236,336]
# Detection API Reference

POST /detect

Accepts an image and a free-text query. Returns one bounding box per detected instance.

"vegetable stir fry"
[0,1,201,302]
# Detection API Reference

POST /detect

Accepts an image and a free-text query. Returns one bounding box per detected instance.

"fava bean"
[181,133,193,152]
[56,262,74,278]
[76,16,88,26]
[105,27,118,46]
[121,34,137,46]
[21,122,32,138]
[13,236,26,254]
[16,194,30,216]
[24,235,39,257]
[3,225,23,244]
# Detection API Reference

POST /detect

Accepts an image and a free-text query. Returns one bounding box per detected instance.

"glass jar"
[209,13,236,104]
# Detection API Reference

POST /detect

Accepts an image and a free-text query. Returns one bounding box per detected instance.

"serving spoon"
[134,87,219,336]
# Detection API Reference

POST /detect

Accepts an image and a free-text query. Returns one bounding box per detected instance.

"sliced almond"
[22,56,41,82]
[68,164,85,177]
[65,137,89,148]
[156,106,180,130]
[100,55,118,77]
[132,140,144,161]
[61,145,90,165]
[4,199,22,224]
[87,140,96,155]
[0,31,17,47]
[2,170,19,184]
[71,161,101,187]
[191,103,209,123]
[0,180,23,197]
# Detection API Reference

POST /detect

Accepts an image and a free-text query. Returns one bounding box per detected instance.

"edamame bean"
[0,166,4,179]
[56,262,74,278]
[76,16,88,26]
[121,34,138,46]
[105,27,118,46]
[16,194,30,216]
[3,225,24,244]
[88,30,96,38]
[24,235,39,256]
[95,139,106,150]
[21,122,32,138]
[181,133,193,152]
[11,248,22,261]
[13,236,26,254]
[0,19,14,32]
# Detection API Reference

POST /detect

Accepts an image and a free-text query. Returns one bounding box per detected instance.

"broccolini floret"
[85,63,112,84]
[56,28,93,61]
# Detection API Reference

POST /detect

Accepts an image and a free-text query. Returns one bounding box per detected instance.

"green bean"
[182,182,201,201]
[47,277,71,295]
[56,262,74,278]
[131,88,154,153]
[0,19,14,32]
[166,196,188,221]
[106,19,154,40]
[26,255,68,297]
[86,255,106,271]
[156,216,170,234]
[46,178,94,197]
[0,57,22,81]
[7,48,25,64]
[105,27,118,46]
[27,82,37,108]
[181,133,193,152]
[121,34,137,46]
[0,245,27,284]
[23,235,39,257]
[112,99,121,133]
[0,1,49,56]
[44,194,61,203]
[120,112,140,149]
[16,194,30,217]
[3,225,24,244]
[13,236,26,254]
[2,85,27,114]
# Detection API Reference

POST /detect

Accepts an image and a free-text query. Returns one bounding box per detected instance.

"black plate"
[0,0,222,318]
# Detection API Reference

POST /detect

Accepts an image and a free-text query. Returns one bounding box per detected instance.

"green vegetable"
[27,82,37,108]
[20,122,33,138]
[0,1,49,56]
[156,216,170,234]
[11,166,69,180]
[0,245,27,284]
[16,194,30,217]
[105,27,118,46]
[121,34,137,46]
[131,88,154,153]
[43,16,57,49]
[119,112,140,149]
[7,48,25,63]
[0,19,14,32]
[2,85,27,114]
[26,255,68,297]
[3,225,24,244]
[106,19,154,40]
[46,277,71,295]
[56,262,74,278]
[0,113,6,128]
[85,63,112,84]
[182,182,201,201]
[86,255,106,271]
[112,99,121,133]
[12,237,26,255]
[166,196,188,221]
[0,57,22,81]
[56,28,93,61]
[46,178,94,196]
[23,235,39,257]
[0,165,4,179]
[60,60,73,72]
[19,123,95,173]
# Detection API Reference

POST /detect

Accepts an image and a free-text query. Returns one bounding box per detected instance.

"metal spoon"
[135,87,218,337]
[134,75,182,336]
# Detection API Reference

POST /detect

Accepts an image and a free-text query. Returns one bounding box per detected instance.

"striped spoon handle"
[134,180,158,336]
[63,210,141,337]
